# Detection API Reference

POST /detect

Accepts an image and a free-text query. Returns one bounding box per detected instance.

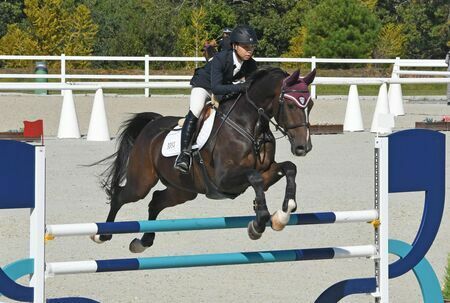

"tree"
[231,0,305,57]
[63,5,98,58]
[87,0,145,58]
[373,23,407,58]
[302,0,381,63]
[0,0,24,38]
[175,1,236,59]
[0,0,98,67]
[0,24,39,56]
[202,1,236,41]
[396,2,449,59]
[176,6,208,58]
[281,0,319,60]
[140,0,185,59]
[360,0,378,10]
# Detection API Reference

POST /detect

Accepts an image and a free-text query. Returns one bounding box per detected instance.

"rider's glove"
[237,82,250,93]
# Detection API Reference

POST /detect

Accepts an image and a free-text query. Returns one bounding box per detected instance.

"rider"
[218,27,232,52]
[174,25,258,173]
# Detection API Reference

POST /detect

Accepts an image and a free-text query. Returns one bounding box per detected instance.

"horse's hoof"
[271,199,297,231]
[271,210,288,231]
[90,235,105,244]
[129,238,147,253]
[287,199,297,212]
[247,221,262,240]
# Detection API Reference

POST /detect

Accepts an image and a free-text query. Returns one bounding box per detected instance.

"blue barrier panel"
[388,129,445,278]
[0,140,35,209]
[0,268,34,302]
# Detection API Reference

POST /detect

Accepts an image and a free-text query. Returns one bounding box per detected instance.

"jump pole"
[45,210,379,237]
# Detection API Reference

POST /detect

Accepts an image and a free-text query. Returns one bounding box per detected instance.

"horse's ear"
[302,68,316,85]
[285,69,300,86]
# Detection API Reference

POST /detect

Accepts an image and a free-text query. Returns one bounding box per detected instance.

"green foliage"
[1,0,448,62]
[0,0,24,38]
[360,0,378,10]
[0,0,97,67]
[175,1,235,54]
[232,0,306,57]
[397,2,449,59]
[302,0,381,64]
[176,6,208,58]
[285,27,308,58]
[140,1,184,60]
[0,24,39,66]
[444,254,450,299]
[202,1,236,41]
[87,0,146,58]
[373,23,406,58]
[63,5,98,64]
[281,27,309,70]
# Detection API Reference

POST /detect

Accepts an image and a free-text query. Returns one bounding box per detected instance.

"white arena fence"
[0,55,448,97]
[0,55,449,141]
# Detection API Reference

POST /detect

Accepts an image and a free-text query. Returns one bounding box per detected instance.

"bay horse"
[92,67,316,253]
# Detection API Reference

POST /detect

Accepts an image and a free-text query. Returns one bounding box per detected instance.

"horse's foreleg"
[261,161,298,231]
[246,170,271,240]
[129,188,197,253]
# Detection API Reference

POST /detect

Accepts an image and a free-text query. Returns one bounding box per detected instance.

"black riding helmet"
[230,25,258,45]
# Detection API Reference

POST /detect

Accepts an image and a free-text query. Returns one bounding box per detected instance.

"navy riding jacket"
[190,49,257,100]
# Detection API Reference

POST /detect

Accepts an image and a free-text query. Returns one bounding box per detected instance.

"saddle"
[161,102,217,157]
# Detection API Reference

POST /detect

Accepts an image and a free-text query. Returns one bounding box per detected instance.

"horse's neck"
[220,96,260,131]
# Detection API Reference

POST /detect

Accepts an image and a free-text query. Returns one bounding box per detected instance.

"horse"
[92,67,316,253]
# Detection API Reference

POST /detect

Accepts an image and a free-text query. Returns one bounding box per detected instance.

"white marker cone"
[57,90,80,139]
[343,85,364,131]
[87,89,110,141]
[389,56,405,116]
[388,83,405,116]
[370,84,393,134]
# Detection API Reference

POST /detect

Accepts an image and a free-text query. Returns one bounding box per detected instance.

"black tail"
[95,112,162,200]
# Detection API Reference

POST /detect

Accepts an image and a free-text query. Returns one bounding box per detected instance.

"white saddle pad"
[162,109,216,157]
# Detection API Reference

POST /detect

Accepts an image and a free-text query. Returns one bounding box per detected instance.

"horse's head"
[275,69,316,156]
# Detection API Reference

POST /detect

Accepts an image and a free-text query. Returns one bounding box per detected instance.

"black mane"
[247,67,287,85]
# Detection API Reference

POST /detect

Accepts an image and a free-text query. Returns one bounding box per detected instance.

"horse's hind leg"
[92,166,158,243]
[129,187,197,253]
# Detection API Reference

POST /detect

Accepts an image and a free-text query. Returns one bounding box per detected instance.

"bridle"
[245,81,311,140]
[213,75,312,147]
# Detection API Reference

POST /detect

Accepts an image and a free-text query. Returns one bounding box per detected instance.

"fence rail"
[1,55,448,98]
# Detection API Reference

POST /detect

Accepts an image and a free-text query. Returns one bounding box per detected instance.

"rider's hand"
[237,82,250,93]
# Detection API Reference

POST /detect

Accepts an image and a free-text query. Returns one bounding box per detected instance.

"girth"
[192,150,240,200]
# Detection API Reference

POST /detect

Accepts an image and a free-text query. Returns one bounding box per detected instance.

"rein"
[245,92,288,138]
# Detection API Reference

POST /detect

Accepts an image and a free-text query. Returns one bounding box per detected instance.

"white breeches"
[189,87,211,118]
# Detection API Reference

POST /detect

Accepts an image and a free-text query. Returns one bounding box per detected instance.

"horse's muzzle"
[293,144,312,156]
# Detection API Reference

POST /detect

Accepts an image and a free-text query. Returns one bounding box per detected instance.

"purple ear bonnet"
[282,69,316,108]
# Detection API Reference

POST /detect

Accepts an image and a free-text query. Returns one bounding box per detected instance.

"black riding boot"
[174,111,198,173]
